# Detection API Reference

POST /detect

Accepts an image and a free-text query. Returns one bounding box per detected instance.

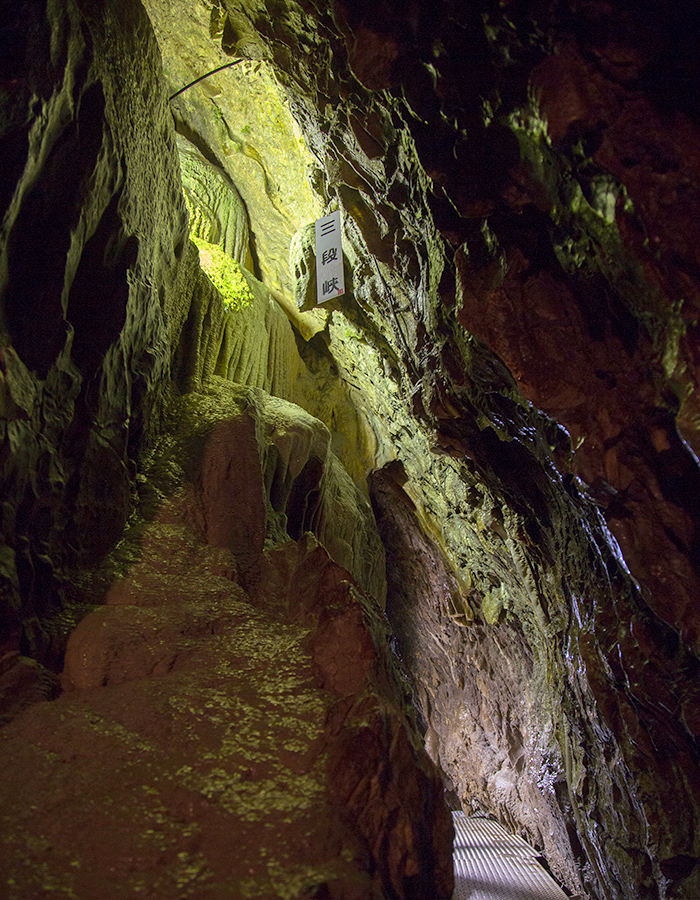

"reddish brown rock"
[0,387,452,900]
[0,652,59,727]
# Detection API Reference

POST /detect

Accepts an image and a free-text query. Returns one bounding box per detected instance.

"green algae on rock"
[191,236,254,311]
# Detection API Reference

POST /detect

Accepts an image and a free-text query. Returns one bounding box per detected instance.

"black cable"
[168,59,245,101]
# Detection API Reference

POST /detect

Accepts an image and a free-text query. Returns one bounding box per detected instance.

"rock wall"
[147,2,700,898]
[3,2,700,900]
[0,0,194,671]
[0,5,453,898]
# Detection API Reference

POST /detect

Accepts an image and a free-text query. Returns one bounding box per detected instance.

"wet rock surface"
[185,4,700,897]
[3,2,700,899]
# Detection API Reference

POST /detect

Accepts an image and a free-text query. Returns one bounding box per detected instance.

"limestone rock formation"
[178,134,254,269]
[145,380,387,603]
[0,0,195,663]
[3,1,700,899]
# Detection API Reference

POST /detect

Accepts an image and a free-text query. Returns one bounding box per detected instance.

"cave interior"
[2,2,700,899]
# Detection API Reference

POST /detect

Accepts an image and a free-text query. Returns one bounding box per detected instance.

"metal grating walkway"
[452,812,570,900]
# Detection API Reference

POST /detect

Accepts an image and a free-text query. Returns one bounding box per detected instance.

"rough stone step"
[452,812,571,900]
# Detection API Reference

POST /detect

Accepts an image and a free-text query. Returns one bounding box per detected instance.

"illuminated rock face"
[178,135,253,269]
[3,2,700,900]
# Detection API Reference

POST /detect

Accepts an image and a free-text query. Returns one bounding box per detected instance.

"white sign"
[314,210,345,304]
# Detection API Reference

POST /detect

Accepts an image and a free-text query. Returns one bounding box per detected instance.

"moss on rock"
[191,236,253,312]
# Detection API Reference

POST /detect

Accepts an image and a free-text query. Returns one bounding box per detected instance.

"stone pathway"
[452,812,571,900]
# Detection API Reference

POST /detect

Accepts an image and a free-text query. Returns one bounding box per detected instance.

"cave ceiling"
[2,1,700,899]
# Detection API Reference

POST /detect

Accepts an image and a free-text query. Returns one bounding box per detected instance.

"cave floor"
[452,813,571,900]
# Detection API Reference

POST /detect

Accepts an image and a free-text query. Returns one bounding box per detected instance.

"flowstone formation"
[178,136,254,269]
[3,2,700,900]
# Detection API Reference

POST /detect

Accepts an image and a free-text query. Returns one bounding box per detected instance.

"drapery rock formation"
[3,1,700,899]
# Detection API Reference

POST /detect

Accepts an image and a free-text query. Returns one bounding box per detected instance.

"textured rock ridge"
[0,0,194,667]
[178,134,254,269]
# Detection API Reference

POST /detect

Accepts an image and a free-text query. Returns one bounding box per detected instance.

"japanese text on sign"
[314,210,345,304]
